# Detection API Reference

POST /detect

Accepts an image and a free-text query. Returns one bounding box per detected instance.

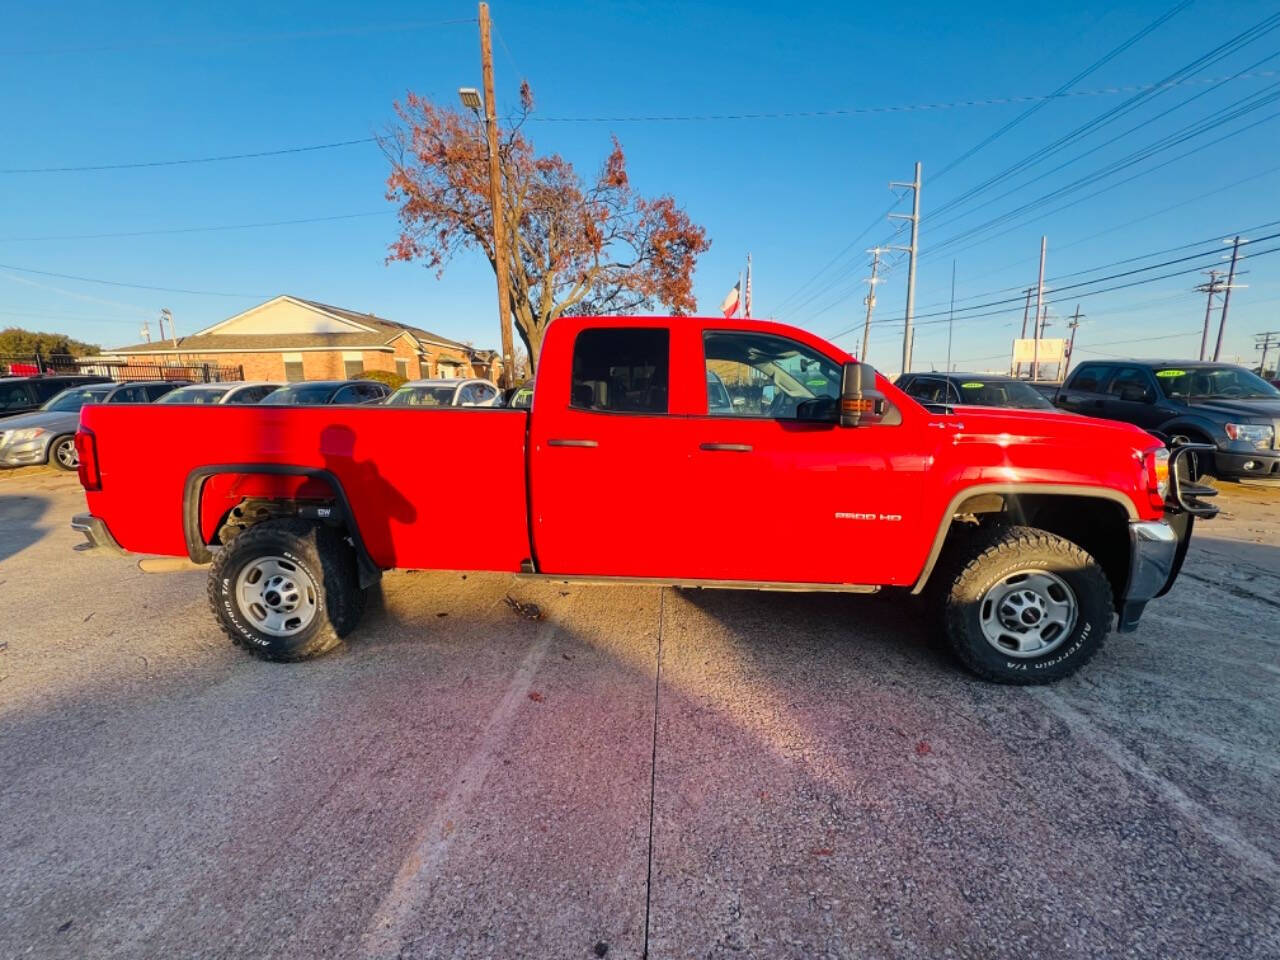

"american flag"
[743,254,752,318]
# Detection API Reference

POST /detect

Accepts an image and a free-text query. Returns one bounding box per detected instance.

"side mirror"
[840,362,887,427]
[1119,385,1151,403]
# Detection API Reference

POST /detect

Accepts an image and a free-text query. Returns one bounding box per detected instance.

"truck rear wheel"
[940,525,1112,684]
[207,519,365,661]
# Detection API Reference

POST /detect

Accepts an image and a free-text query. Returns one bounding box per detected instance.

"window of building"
[342,352,364,379]
[395,358,410,380]
[571,328,669,414]
[283,353,304,382]
[702,330,840,420]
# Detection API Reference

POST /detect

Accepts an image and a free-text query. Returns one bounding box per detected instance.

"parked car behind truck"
[1,380,188,470]
[71,316,1217,684]
[1055,360,1280,480]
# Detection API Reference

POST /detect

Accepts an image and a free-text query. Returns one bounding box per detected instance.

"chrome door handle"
[547,438,598,447]
[700,442,753,452]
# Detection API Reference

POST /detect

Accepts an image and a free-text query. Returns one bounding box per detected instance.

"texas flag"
[719,280,741,318]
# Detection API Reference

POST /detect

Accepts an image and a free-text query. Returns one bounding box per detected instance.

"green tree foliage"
[0,327,101,357]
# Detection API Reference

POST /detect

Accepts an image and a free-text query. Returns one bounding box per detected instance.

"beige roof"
[111,296,474,355]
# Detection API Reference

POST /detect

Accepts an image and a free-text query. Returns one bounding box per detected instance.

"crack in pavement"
[359,618,556,960]
[642,587,666,960]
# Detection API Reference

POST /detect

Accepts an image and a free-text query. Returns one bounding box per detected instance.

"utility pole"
[1032,236,1047,382]
[1014,287,1033,378]
[477,2,515,388]
[1062,305,1082,382]
[1214,235,1242,362]
[139,320,151,344]
[1195,269,1225,360]
[860,246,883,362]
[888,161,921,375]
[1257,330,1280,377]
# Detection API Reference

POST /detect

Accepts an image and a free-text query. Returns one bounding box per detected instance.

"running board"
[512,573,879,594]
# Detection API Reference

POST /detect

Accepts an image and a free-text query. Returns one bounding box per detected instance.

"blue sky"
[2,0,1278,374]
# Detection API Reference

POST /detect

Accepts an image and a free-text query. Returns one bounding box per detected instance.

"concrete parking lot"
[2,467,1278,959]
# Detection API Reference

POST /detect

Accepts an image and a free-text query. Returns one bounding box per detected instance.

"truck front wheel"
[940,526,1113,684]
[207,519,366,661]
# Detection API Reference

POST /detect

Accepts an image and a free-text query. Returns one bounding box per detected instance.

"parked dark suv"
[1055,360,1280,480]
[896,372,1060,413]
[0,375,110,421]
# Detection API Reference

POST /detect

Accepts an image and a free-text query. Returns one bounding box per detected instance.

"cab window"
[571,328,669,413]
[702,331,841,420]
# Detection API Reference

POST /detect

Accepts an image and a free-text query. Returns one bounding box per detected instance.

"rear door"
[1101,365,1166,430]
[529,324,693,577]
[1057,363,1114,416]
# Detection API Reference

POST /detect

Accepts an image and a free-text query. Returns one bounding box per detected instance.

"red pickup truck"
[71,316,1216,683]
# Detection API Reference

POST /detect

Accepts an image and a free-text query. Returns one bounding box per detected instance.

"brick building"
[105,296,500,383]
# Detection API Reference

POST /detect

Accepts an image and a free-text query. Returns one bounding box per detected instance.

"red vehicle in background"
[72,316,1216,684]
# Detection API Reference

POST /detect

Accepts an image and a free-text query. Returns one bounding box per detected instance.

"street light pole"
[475,3,515,389]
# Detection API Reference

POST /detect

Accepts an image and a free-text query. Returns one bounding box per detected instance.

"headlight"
[1225,422,1274,448]
[9,427,47,441]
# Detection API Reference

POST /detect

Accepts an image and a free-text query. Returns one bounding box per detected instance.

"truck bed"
[79,404,533,572]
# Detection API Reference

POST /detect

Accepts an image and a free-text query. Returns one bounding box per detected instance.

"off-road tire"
[49,434,78,470]
[939,525,1113,684]
[207,519,365,662]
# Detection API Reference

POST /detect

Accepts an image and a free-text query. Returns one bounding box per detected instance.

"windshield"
[42,385,112,412]
[1154,366,1279,400]
[260,384,336,405]
[952,379,1054,410]
[386,385,458,407]
[157,386,229,405]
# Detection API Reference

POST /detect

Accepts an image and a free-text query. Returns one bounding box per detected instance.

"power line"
[0,263,266,298]
[7,72,1279,176]
[1,18,477,56]
[0,210,392,243]
[923,11,1280,227]
[828,241,1280,338]
[931,1,1192,180]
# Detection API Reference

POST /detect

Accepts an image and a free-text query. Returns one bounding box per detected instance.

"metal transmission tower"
[1214,235,1245,361]
[1195,270,1227,360]
[1257,330,1280,377]
[888,162,921,374]
[859,247,884,361]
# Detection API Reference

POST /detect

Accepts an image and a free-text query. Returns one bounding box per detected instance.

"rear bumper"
[70,513,126,554]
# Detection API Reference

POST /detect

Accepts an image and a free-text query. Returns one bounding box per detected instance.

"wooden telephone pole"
[478,3,516,388]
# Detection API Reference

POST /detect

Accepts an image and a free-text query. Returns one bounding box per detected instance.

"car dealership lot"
[2,469,1277,959]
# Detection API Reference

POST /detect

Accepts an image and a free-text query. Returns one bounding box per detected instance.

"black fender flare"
[182,464,382,588]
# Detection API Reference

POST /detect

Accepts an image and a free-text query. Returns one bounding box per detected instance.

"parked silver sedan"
[385,378,502,407]
[0,380,188,470]
[156,381,282,405]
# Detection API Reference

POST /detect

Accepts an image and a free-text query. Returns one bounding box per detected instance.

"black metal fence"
[0,353,244,383]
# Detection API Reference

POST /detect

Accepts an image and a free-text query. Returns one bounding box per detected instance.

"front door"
[682,329,927,587]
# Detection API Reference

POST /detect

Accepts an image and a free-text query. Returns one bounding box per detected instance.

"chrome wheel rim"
[978,569,1078,658]
[54,438,78,468]
[235,556,318,637]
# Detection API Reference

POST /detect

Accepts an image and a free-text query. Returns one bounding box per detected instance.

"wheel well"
[940,492,1132,599]
[183,466,381,588]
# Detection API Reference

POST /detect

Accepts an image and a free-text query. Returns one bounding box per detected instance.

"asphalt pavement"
[1,468,1277,959]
